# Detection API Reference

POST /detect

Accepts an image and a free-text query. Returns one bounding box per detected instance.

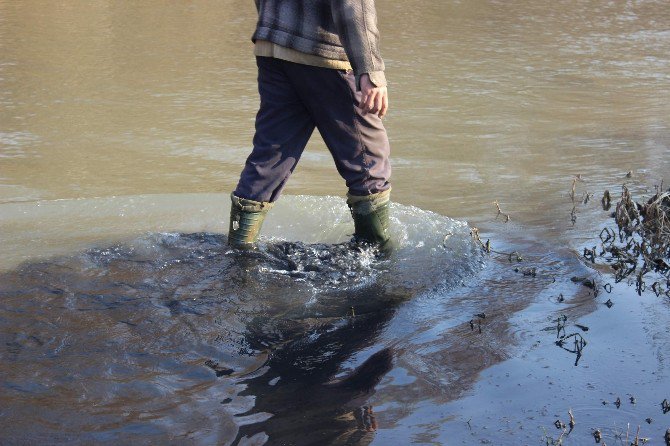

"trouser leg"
[230,57,314,247]
[281,63,391,197]
[234,57,315,203]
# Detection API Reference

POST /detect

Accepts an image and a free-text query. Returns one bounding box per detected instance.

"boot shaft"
[228,194,273,249]
[347,189,391,245]
[229,191,392,248]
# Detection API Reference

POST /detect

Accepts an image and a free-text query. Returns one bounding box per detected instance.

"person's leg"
[234,57,316,203]
[282,64,390,197]
[283,63,392,244]
[229,57,315,248]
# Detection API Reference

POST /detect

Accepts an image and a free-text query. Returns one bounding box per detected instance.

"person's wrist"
[366,71,387,88]
[356,71,387,91]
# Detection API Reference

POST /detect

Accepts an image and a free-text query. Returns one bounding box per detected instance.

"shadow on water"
[0,197,491,445]
[233,240,415,445]
[234,276,400,446]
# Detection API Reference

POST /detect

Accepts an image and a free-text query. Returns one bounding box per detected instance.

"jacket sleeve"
[331,0,387,90]
[254,0,260,12]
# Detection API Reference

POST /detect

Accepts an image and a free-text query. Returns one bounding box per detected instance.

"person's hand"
[360,74,388,119]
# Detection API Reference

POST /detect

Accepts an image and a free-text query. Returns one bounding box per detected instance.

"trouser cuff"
[346,188,391,214]
[231,193,274,213]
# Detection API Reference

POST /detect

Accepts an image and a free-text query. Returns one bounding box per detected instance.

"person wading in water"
[229,0,392,249]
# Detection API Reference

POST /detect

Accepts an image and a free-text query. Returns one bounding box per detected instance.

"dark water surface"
[1,199,489,444]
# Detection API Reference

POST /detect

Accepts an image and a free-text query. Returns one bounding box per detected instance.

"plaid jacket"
[252,0,386,88]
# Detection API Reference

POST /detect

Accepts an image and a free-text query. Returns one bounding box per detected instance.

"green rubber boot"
[347,189,392,246]
[228,193,274,249]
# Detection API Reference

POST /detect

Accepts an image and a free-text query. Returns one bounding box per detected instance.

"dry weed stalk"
[590,184,670,298]
[493,200,510,222]
[642,189,670,237]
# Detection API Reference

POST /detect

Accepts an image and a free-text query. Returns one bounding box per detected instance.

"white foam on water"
[261,195,483,294]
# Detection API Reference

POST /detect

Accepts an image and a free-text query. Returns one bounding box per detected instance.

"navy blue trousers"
[234,57,392,203]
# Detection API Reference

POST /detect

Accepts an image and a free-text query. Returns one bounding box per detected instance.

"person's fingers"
[379,92,388,118]
[371,92,383,114]
[364,89,377,114]
[370,92,380,114]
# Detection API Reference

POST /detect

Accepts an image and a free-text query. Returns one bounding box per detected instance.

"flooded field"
[1,1,670,445]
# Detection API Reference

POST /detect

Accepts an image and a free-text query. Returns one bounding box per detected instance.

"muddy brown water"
[1,1,670,445]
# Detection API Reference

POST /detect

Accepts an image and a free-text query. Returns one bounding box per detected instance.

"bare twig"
[568,409,575,432]
[493,201,510,222]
